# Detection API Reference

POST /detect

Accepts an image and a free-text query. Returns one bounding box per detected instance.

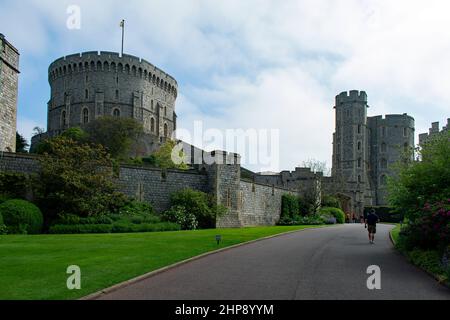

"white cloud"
[2,0,450,170]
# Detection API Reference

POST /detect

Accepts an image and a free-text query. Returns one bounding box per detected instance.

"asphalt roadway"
[97,224,450,300]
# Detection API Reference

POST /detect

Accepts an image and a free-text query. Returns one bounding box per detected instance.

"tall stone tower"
[0,34,20,152]
[332,90,373,217]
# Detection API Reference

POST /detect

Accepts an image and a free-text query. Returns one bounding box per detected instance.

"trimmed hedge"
[49,222,181,234]
[111,222,181,233]
[320,207,345,224]
[0,199,43,234]
[364,206,403,223]
[49,224,113,234]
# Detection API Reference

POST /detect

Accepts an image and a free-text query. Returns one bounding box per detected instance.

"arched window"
[357,141,361,151]
[82,108,89,124]
[164,123,168,137]
[97,61,102,71]
[381,142,387,153]
[115,90,119,100]
[358,175,362,183]
[357,158,362,168]
[151,118,155,133]
[61,110,67,127]
[85,89,89,100]
[357,124,361,134]
[103,61,109,71]
[381,158,388,169]
[113,108,120,118]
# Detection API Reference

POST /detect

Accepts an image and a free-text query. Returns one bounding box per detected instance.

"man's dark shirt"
[366,213,379,226]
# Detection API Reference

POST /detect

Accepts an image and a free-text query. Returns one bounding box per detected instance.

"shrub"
[322,195,341,209]
[111,221,180,233]
[49,224,113,234]
[320,207,345,224]
[278,214,326,226]
[0,172,30,200]
[364,206,402,223]
[170,189,223,229]
[162,205,198,230]
[397,200,450,252]
[118,201,155,216]
[0,194,12,204]
[0,224,7,235]
[0,199,43,234]
[281,194,300,219]
[55,213,114,226]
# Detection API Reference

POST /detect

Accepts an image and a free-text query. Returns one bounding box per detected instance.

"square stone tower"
[332,91,373,218]
[0,34,20,152]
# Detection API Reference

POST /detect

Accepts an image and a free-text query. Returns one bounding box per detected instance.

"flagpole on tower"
[120,19,125,56]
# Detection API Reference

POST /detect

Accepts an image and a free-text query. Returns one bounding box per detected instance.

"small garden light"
[215,235,222,245]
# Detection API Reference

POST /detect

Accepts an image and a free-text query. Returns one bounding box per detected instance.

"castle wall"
[0,34,19,152]
[419,119,450,145]
[367,114,414,205]
[239,180,295,227]
[0,152,297,229]
[118,165,209,213]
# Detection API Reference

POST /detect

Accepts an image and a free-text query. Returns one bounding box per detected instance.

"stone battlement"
[335,90,367,105]
[49,51,177,90]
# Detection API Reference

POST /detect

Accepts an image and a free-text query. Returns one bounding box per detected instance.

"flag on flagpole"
[120,20,125,28]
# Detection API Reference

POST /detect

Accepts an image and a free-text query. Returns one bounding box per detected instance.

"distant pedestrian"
[365,209,379,244]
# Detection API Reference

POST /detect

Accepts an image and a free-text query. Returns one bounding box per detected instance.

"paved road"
[98,224,450,300]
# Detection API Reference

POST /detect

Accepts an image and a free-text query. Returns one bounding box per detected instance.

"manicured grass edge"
[81,225,337,300]
[389,225,450,289]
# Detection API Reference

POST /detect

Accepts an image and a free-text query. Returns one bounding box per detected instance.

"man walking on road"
[365,209,379,244]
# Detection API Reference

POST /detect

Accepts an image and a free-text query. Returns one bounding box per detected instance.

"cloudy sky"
[1,0,449,172]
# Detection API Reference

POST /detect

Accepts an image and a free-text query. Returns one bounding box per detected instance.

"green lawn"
[0,225,326,300]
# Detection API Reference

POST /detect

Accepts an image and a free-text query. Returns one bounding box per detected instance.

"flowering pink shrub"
[399,199,450,252]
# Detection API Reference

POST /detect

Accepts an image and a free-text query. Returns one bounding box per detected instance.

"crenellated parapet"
[335,90,367,106]
[48,51,177,98]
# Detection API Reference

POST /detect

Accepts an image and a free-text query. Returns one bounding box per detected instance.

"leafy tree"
[35,135,126,224]
[16,132,29,153]
[301,158,331,176]
[85,116,144,159]
[152,140,189,170]
[388,131,450,222]
[61,127,89,143]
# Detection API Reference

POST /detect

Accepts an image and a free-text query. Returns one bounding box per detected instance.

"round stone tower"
[332,90,373,217]
[43,51,178,152]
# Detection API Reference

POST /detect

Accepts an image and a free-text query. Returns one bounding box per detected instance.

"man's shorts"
[368,225,376,234]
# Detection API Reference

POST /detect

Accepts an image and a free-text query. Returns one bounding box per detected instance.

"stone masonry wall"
[0,152,298,228]
[118,165,209,213]
[0,35,19,152]
[239,180,295,227]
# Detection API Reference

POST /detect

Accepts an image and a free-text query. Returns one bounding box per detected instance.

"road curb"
[80,225,339,300]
